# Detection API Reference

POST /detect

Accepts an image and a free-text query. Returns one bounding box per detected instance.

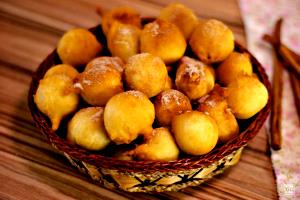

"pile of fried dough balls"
[34,3,268,161]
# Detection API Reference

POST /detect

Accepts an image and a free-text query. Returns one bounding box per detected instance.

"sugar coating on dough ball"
[104,91,155,144]
[107,22,141,62]
[189,19,234,64]
[154,89,192,126]
[124,53,168,97]
[217,52,253,85]
[67,107,110,151]
[85,56,125,74]
[175,56,215,99]
[44,64,79,79]
[57,28,102,66]
[75,63,123,106]
[102,6,141,36]
[227,75,268,119]
[158,3,198,39]
[172,111,218,155]
[131,127,179,161]
[140,19,187,64]
[198,85,239,143]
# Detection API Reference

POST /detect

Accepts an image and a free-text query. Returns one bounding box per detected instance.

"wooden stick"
[263,18,300,142]
[263,34,300,61]
[263,34,300,78]
[279,45,300,78]
[279,46,300,120]
[264,19,284,150]
[287,47,300,63]
[262,34,276,45]
[274,19,283,45]
[270,51,283,150]
[288,71,300,120]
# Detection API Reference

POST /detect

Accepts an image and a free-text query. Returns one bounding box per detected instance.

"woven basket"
[28,19,271,192]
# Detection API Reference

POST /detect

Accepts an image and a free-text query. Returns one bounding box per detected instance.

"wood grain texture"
[0,0,277,199]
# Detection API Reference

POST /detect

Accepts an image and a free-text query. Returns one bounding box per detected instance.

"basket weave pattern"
[62,147,243,192]
[28,22,271,192]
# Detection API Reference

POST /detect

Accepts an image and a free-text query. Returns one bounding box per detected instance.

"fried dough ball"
[101,6,141,36]
[158,3,198,39]
[107,22,141,62]
[198,85,239,143]
[85,56,125,73]
[189,19,234,63]
[154,89,192,126]
[75,63,123,106]
[131,128,179,161]
[124,53,168,97]
[104,91,155,144]
[57,28,102,66]
[217,52,253,85]
[164,75,173,90]
[172,111,218,155]
[44,64,79,79]
[175,56,215,99]
[34,75,79,131]
[227,75,268,119]
[140,19,186,64]
[67,107,110,151]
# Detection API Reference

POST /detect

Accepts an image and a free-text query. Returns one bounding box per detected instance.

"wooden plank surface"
[0,0,277,199]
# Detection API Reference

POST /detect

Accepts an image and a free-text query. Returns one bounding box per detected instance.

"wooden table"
[0,0,278,199]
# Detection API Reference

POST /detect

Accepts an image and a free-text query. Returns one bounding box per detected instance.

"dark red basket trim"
[28,23,271,173]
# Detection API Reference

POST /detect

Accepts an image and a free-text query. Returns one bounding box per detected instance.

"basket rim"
[28,22,271,173]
